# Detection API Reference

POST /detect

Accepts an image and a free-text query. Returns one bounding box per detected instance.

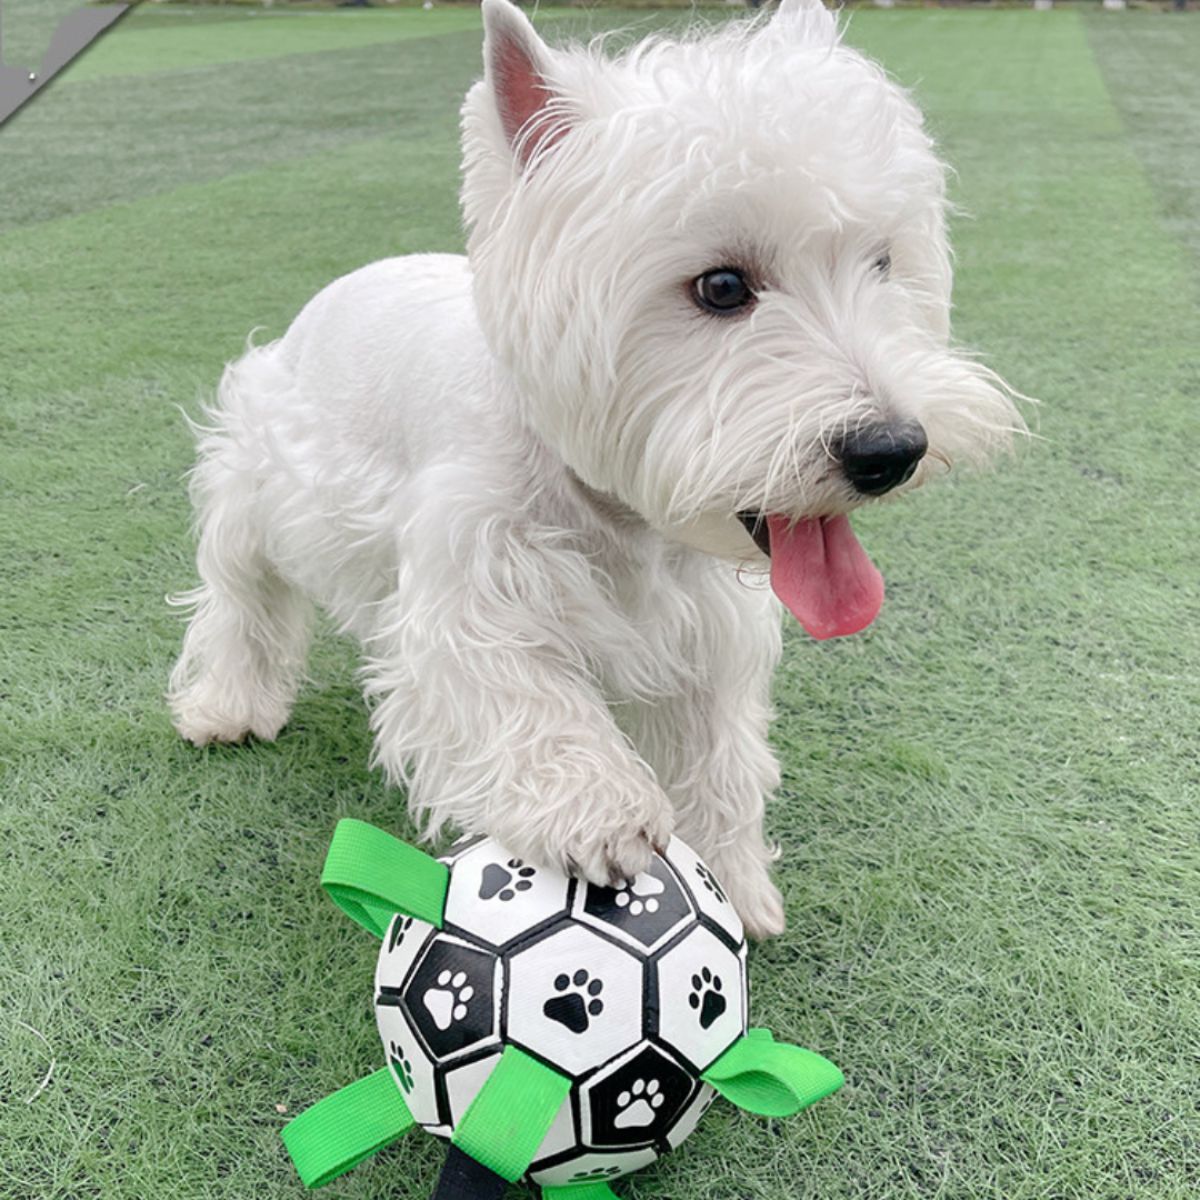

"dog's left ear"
[770,0,840,41]
[481,0,570,169]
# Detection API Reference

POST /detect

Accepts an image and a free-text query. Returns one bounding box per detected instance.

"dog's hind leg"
[168,353,313,746]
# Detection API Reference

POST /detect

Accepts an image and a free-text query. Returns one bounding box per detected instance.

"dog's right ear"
[481,0,569,169]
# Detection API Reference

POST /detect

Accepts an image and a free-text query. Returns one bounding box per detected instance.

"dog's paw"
[170,687,288,746]
[493,800,673,890]
[707,855,786,941]
[735,879,786,941]
[566,814,673,889]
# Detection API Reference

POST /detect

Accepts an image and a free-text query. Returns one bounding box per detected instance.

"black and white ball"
[375,836,748,1186]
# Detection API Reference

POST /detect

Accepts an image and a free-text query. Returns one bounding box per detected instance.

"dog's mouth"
[737,510,773,557]
[737,510,884,640]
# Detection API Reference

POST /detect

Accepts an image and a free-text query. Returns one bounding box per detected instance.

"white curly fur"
[168,0,1021,939]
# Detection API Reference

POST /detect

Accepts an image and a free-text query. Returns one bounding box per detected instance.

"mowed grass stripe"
[112,2,268,29]
[0,28,478,234]
[0,9,656,236]
[1,11,1198,1200]
[65,7,559,83]
[0,131,463,452]
[1085,12,1200,283]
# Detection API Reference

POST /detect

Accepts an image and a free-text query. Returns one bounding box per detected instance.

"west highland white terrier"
[169,0,1021,938]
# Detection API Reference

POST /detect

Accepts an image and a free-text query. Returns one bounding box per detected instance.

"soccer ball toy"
[281,820,843,1199]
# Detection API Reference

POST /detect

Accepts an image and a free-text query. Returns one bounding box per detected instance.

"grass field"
[2,6,1198,1199]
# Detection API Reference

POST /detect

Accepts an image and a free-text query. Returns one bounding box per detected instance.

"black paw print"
[688,966,727,1030]
[388,914,414,953]
[388,1041,414,1093]
[479,858,536,901]
[570,1165,622,1182]
[543,969,604,1034]
[694,863,728,904]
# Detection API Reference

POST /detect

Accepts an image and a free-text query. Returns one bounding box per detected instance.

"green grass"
[65,8,571,81]
[0,0,93,70]
[1,8,1198,1199]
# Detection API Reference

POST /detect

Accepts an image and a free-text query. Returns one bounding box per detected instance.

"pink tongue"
[766,514,884,639]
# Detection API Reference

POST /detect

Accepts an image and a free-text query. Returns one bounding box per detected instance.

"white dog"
[169,0,1021,938]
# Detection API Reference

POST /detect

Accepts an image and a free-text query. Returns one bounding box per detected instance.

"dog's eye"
[693,268,754,315]
[872,250,892,277]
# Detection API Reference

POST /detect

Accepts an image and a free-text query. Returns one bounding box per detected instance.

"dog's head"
[461,0,1023,638]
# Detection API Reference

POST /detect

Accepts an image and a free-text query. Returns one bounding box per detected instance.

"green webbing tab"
[281,1067,414,1188]
[541,1184,620,1200]
[321,818,449,937]
[701,1028,844,1118]
[451,1046,573,1182]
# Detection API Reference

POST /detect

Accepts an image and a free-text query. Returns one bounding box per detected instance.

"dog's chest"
[578,536,718,705]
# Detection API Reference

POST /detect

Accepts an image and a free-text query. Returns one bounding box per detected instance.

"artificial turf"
[1,6,1197,1199]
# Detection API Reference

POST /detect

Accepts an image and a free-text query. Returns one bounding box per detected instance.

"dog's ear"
[771,0,840,40]
[481,0,569,169]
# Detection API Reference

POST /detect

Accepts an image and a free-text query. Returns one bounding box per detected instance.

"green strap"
[701,1028,844,1118]
[280,1067,414,1188]
[320,818,449,936]
[541,1185,619,1200]
[451,1046,573,1182]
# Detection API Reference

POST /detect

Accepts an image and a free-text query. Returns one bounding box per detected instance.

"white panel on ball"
[441,1051,501,1128]
[663,836,745,949]
[666,1083,717,1150]
[375,913,436,995]
[529,1148,658,1188]
[738,941,749,1036]
[531,1092,579,1161]
[439,833,487,865]
[442,841,572,950]
[507,926,644,1077]
[654,926,745,1072]
[376,1001,441,1127]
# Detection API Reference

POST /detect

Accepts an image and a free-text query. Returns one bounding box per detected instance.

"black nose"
[838,421,928,496]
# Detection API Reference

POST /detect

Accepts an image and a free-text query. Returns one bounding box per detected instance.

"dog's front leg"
[624,581,786,938]
[363,567,673,886]
[633,686,786,941]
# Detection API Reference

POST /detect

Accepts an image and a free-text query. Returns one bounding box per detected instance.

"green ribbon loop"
[280,1067,414,1189]
[541,1184,620,1200]
[701,1027,844,1118]
[451,1046,573,1182]
[320,818,449,936]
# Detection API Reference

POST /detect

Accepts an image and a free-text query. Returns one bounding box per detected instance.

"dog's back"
[198,253,517,630]
[280,253,492,476]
